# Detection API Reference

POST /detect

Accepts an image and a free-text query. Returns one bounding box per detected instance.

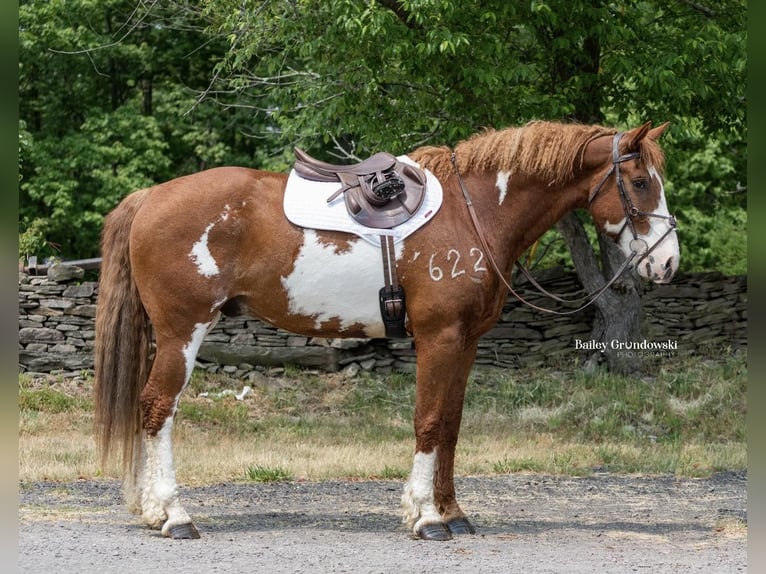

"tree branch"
[679,0,716,18]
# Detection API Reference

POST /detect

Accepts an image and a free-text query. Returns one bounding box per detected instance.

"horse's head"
[584,122,679,284]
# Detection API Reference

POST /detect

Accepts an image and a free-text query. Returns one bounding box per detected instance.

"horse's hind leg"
[132,318,216,539]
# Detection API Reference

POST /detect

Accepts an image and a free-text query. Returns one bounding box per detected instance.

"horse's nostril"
[665,257,674,270]
[661,257,676,281]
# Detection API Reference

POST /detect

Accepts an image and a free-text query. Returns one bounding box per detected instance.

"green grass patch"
[19,385,90,413]
[376,465,409,479]
[493,457,544,473]
[178,400,259,435]
[465,350,746,447]
[244,464,292,483]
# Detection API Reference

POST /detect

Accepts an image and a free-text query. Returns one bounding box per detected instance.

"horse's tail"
[93,188,152,475]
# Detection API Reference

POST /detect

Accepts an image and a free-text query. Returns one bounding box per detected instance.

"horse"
[93,120,679,541]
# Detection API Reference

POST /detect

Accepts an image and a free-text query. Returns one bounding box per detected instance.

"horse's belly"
[279,230,395,338]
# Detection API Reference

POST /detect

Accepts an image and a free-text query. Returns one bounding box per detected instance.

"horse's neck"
[469,171,586,266]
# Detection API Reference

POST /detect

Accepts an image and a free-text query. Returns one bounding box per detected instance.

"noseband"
[453,132,678,316]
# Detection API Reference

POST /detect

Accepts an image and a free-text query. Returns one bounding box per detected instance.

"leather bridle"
[452,131,678,315]
[587,132,678,274]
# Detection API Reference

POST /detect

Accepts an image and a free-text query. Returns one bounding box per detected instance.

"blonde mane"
[409,121,665,183]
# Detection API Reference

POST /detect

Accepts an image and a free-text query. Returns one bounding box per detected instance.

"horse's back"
[139,166,286,204]
[130,166,288,238]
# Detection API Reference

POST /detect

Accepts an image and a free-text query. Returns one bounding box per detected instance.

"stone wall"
[18,266,747,376]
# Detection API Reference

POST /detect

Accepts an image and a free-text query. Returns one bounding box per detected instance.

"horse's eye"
[632,178,648,191]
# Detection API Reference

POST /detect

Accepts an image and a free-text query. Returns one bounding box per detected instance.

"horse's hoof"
[167,522,201,539]
[417,522,453,541]
[447,517,476,535]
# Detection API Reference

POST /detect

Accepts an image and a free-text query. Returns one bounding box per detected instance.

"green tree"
[18,0,268,259]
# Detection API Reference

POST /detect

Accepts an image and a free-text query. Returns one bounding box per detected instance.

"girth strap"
[379,235,408,337]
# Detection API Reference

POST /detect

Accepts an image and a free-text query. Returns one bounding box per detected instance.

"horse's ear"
[622,121,653,152]
[647,122,670,140]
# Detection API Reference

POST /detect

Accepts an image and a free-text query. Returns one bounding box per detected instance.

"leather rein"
[451,132,678,316]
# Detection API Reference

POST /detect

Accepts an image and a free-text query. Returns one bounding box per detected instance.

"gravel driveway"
[19,471,746,573]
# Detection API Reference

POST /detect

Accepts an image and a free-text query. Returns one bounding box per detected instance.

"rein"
[450,132,677,316]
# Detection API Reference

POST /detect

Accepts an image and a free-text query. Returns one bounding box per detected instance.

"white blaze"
[605,166,679,283]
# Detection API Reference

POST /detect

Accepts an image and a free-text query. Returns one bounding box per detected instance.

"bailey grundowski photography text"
[574,338,679,358]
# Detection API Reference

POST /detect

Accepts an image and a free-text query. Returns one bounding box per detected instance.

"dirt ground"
[19,471,746,573]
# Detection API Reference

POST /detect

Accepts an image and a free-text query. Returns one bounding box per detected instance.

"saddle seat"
[293,147,427,229]
[294,148,399,179]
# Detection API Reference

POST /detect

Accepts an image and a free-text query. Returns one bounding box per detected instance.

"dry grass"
[19,350,747,485]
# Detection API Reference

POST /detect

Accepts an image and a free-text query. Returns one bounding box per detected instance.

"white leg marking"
[281,229,398,336]
[138,322,212,531]
[496,171,511,205]
[401,450,442,533]
[141,417,194,534]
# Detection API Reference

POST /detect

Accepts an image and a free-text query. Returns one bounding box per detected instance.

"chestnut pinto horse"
[94,120,679,541]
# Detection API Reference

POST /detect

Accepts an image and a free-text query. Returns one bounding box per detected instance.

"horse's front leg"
[402,330,479,541]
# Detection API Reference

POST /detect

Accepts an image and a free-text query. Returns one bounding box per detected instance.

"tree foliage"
[19,0,746,273]
[18,0,264,258]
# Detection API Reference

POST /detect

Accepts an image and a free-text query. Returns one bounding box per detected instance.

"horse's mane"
[409,121,665,183]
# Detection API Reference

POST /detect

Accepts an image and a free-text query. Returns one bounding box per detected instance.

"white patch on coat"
[182,321,213,384]
[189,205,233,278]
[603,217,627,238]
[210,296,228,314]
[189,223,219,277]
[496,171,511,205]
[401,450,442,533]
[281,229,397,337]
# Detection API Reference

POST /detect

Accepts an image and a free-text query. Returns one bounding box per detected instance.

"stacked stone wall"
[18,266,746,376]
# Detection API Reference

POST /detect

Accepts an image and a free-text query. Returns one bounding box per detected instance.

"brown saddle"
[293,147,427,229]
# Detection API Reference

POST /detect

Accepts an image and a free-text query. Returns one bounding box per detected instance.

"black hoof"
[167,522,201,539]
[417,522,453,541]
[447,517,476,535]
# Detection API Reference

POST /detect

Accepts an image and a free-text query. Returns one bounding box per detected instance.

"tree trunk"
[556,212,643,375]
[543,6,645,375]
[141,78,153,116]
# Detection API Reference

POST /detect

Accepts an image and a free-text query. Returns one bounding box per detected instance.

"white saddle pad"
[283,155,443,246]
